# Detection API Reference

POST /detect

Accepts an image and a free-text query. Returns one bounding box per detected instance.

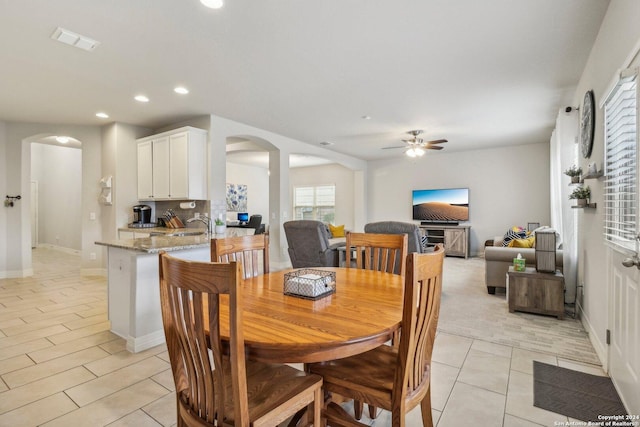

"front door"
[608,247,640,414]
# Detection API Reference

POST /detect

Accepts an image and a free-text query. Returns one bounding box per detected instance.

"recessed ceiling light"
[174,87,189,95]
[56,136,70,144]
[319,141,334,146]
[134,95,149,103]
[200,0,224,9]
[95,112,109,119]
[361,115,371,120]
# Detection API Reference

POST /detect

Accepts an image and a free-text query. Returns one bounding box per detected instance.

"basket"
[284,269,336,300]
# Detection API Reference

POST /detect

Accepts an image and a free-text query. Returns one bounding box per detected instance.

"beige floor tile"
[62,312,108,328]
[0,366,95,414]
[99,338,127,354]
[471,338,513,358]
[0,308,42,323]
[432,332,473,368]
[28,330,121,363]
[457,348,511,394]
[0,392,78,427]
[2,346,109,388]
[0,354,34,375]
[66,356,170,406]
[437,382,506,427]
[0,317,27,330]
[85,345,167,377]
[0,324,70,349]
[430,361,459,411]
[143,392,177,426]
[0,338,53,361]
[503,413,546,426]
[75,305,108,319]
[46,320,111,345]
[1,313,80,337]
[505,369,567,425]
[510,348,558,375]
[0,381,6,392]
[151,368,176,392]
[106,409,162,427]
[40,379,170,427]
[557,358,606,376]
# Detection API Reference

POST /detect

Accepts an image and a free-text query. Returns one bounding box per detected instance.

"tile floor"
[0,248,606,426]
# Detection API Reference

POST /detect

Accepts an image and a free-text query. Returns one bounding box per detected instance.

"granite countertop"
[96,234,211,253]
[97,227,255,253]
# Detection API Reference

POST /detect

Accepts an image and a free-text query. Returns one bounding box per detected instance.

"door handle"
[622,255,640,269]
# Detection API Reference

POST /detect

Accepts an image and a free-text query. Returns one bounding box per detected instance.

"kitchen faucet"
[186,214,211,234]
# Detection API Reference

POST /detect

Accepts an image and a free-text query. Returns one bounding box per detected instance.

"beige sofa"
[484,237,563,294]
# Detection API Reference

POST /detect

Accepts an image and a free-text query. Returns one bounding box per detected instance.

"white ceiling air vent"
[51,27,100,51]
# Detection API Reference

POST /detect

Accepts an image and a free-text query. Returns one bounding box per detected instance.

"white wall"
[31,143,82,251]
[367,142,551,256]
[568,0,640,367]
[289,164,356,231]
[226,162,270,223]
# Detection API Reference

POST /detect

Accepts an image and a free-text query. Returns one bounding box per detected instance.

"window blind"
[604,70,638,251]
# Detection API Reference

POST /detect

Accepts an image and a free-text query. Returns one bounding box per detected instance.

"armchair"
[283,220,344,268]
[364,221,424,254]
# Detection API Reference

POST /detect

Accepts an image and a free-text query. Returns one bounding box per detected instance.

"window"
[604,69,638,251]
[293,185,335,223]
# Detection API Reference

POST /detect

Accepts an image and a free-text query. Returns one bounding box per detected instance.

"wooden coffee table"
[507,266,565,319]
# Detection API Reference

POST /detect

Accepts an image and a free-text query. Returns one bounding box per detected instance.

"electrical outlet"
[89,212,96,220]
[194,212,200,219]
[89,252,96,260]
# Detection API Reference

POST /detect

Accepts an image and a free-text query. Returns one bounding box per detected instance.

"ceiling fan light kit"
[382,130,447,157]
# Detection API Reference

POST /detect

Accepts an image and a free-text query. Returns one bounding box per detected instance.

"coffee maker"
[131,205,152,228]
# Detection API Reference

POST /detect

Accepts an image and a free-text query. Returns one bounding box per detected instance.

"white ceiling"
[0,1,609,161]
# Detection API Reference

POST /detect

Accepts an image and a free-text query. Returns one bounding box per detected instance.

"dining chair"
[345,231,408,277]
[158,251,322,427]
[309,246,444,427]
[210,234,269,279]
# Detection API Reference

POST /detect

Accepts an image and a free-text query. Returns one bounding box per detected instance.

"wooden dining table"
[216,267,405,364]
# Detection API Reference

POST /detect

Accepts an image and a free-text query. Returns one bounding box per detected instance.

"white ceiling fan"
[382,130,447,157]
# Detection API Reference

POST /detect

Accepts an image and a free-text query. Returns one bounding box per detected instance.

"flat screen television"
[237,212,249,223]
[412,188,469,223]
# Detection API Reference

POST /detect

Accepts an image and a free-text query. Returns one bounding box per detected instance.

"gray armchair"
[364,221,424,254]
[284,220,344,268]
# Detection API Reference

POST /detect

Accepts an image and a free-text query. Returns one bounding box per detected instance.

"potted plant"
[569,185,591,207]
[564,165,583,183]
[214,218,226,234]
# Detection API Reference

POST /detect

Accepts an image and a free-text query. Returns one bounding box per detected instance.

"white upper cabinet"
[137,127,207,200]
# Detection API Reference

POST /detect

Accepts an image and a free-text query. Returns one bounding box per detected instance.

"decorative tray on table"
[284,269,336,300]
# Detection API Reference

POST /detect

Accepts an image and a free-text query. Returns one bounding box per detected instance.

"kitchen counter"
[95,227,255,352]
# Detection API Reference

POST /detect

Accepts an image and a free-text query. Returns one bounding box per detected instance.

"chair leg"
[420,388,434,427]
[324,402,368,427]
[367,404,378,419]
[354,400,363,420]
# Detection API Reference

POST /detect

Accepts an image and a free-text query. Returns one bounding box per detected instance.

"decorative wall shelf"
[571,203,597,209]
[581,170,604,180]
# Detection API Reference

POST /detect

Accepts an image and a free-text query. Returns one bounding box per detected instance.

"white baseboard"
[126,330,166,353]
[578,299,608,371]
[36,243,81,255]
[0,268,33,279]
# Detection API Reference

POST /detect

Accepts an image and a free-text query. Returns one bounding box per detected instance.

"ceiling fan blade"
[426,139,447,144]
[425,145,444,150]
[381,145,407,150]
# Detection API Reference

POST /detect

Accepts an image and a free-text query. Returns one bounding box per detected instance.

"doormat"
[533,361,627,422]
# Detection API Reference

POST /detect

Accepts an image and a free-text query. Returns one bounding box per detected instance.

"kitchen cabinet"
[137,127,207,200]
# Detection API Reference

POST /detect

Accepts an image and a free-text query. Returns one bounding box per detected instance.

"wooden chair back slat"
[396,246,444,400]
[346,232,408,277]
[211,234,269,279]
[159,253,249,425]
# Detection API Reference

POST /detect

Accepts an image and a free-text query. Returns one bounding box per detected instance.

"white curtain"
[550,109,578,304]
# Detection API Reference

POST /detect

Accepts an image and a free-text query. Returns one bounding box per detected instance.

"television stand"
[419,224,470,258]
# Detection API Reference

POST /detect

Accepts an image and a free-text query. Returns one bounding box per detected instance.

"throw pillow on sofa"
[329,224,345,238]
[502,227,529,246]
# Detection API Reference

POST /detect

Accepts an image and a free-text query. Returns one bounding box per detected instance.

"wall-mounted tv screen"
[412,188,469,223]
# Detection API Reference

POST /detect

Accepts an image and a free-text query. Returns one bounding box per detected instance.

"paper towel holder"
[180,201,196,209]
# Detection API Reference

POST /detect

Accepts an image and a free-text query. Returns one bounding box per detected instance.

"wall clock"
[581,90,595,159]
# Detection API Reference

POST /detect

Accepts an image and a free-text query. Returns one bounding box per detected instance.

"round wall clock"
[581,90,595,159]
